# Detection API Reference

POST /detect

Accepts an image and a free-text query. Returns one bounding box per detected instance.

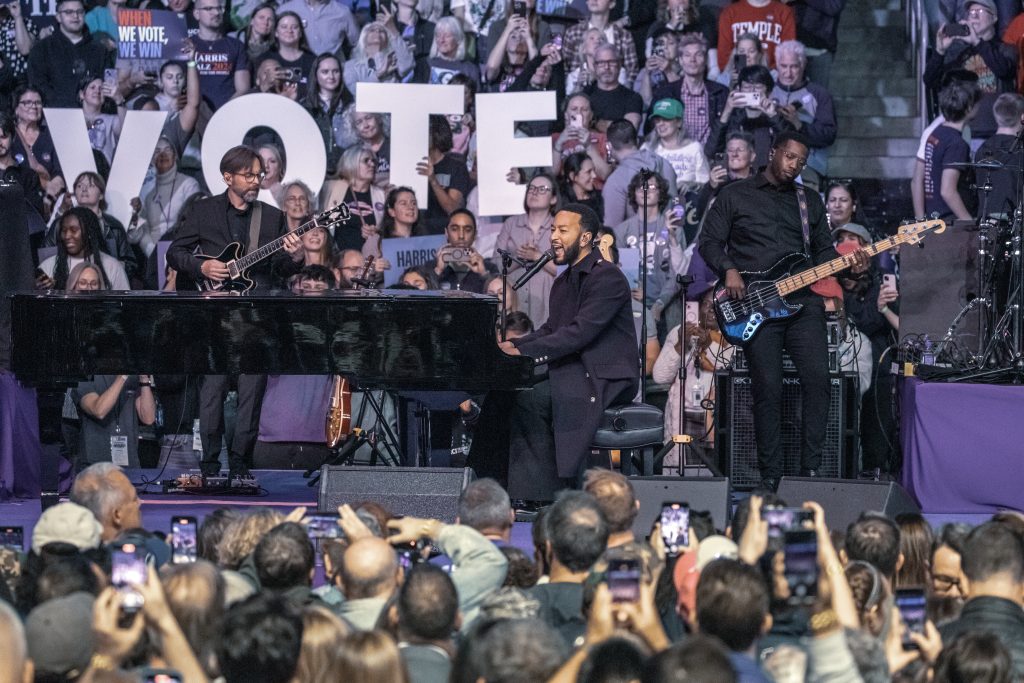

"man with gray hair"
[456,478,515,543]
[584,43,644,133]
[69,462,142,542]
[770,40,836,190]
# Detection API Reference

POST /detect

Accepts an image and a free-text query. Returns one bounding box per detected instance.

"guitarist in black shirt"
[699,131,868,492]
[168,145,304,478]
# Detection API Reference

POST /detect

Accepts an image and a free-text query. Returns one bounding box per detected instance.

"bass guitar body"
[712,253,807,346]
[195,243,254,293]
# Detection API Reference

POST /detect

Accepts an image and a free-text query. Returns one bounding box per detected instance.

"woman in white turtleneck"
[128,137,201,258]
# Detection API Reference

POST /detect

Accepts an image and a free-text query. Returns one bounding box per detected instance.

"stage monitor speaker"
[777,477,920,531]
[317,466,474,523]
[628,477,731,538]
[715,372,859,489]
[899,221,979,347]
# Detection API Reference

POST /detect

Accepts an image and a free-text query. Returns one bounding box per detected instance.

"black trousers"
[199,374,266,474]
[743,299,830,479]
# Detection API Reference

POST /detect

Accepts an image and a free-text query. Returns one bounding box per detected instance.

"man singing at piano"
[500,203,639,495]
[167,145,304,478]
[698,131,868,492]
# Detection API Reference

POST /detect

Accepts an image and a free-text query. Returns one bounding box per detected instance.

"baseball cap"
[695,535,738,570]
[31,502,102,554]
[830,222,873,245]
[26,592,96,677]
[967,0,997,14]
[651,98,684,120]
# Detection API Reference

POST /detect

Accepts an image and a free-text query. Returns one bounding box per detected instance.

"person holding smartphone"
[73,373,157,470]
[706,65,792,175]
[925,0,1016,142]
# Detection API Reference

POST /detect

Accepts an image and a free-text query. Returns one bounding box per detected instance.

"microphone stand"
[639,169,652,400]
[496,248,528,342]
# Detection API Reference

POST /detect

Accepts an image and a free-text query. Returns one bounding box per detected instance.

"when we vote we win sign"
[117,10,188,73]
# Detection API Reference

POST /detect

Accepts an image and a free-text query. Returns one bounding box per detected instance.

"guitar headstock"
[319,203,352,227]
[897,218,947,246]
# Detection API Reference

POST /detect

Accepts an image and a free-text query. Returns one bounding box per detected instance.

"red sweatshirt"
[717,0,797,72]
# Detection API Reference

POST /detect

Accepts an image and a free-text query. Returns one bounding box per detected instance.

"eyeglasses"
[966,8,992,17]
[361,157,377,165]
[594,59,619,68]
[285,196,309,203]
[932,574,963,592]
[527,185,553,195]
[233,171,266,182]
[196,5,224,12]
[18,100,42,107]
[59,8,85,15]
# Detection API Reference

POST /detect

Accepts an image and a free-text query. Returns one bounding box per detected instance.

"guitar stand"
[305,389,403,488]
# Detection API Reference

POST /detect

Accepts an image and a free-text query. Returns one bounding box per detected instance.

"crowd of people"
[1,463,1022,682]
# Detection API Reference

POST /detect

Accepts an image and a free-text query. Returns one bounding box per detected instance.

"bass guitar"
[196,203,351,292]
[713,218,946,346]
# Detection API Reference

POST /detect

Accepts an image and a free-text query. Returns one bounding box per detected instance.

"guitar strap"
[795,186,811,259]
[246,202,263,256]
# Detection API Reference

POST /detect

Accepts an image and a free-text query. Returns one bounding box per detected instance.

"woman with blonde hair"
[321,145,385,252]
[414,16,480,84]
[65,262,106,292]
[291,605,351,683]
[215,508,284,570]
[330,630,410,682]
[344,21,414,91]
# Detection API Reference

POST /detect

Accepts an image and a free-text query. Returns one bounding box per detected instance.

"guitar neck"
[233,215,324,272]
[776,235,902,295]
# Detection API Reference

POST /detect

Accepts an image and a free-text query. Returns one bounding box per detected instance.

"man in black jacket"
[26,0,114,108]
[939,521,1024,678]
[501,203,639,492]
[167,145,303,477]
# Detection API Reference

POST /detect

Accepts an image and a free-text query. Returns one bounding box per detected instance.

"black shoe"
[200,464,221,477]
[758,477,780,493]
[229,466,252,479]
[799,469,819,477]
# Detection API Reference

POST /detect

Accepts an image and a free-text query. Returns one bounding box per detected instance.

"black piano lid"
[9,290,534,390]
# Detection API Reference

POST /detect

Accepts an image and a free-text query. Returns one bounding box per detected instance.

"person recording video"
[432,208,491,292]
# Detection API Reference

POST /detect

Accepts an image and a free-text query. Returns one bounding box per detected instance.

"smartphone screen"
[305,512,344,540]
[660,502,690,556]
[606,557,641,603]
[0,526,23,550]
[764,507,814,539]
[171,516,197,564]
[111,544,147,613]
[783,529,818,605]
[895,588,927,650]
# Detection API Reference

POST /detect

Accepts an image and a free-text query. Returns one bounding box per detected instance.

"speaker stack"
[317,466,474,522]
[714,370,860,489]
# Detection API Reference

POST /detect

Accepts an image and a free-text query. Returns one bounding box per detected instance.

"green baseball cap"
[651,98,684,120]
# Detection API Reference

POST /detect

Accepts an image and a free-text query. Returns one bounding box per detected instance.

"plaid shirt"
[563,20,639,83]
[680,80,711,146]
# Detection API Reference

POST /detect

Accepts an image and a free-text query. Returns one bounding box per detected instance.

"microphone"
[368,58,376,70]
[512,249,555,290]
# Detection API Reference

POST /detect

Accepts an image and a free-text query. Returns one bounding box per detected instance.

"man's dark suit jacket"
[512,248,639,479]
[167,192,301,290]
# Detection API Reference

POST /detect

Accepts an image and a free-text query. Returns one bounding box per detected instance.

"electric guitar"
[713,218,946,346]
[195,203,351,292]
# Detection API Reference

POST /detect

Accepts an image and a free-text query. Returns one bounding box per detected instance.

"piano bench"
[590,403,665,477]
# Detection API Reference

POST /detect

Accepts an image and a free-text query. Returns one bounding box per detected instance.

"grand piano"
[10,289,534,390]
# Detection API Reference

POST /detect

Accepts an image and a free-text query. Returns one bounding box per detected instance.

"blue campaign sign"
[117,9,188,70]
[380,235,446,286]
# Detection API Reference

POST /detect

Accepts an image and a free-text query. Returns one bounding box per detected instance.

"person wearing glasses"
[191,0,250,110]
[167,145,304,480]
[493,173,558,326]
[26,0,114,108]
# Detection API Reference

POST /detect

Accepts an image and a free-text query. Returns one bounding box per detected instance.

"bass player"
[698,131,868,492]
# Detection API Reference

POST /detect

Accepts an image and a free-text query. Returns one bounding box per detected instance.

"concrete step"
[837,115,921,137]
[831,137,920,157]
[837,26,906,45]
[840,9,907,28]
[828,155,916,178]
[832,58,913,76]
[834,95,916,117]
[830,76,918,98]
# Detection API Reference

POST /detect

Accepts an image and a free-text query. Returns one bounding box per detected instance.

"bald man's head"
[341,537,400,600]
